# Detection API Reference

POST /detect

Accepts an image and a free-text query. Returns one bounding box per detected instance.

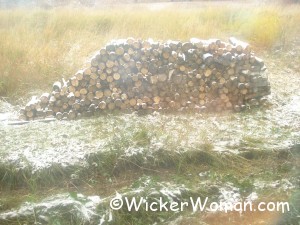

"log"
[203,53,213,64]
[153,96,161,103]
[229,37,251,53]
[68,110,76,120]
[84,68,92,76]
[99,101,106,109]
[129,98,137,106]
[70,77,79,87]
[53,81,61,91]
[75,70,84,80]
[56,112,63,120]
[40,93,50,104]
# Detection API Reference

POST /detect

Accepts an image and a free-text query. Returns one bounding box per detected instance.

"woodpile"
[19,37,270,120]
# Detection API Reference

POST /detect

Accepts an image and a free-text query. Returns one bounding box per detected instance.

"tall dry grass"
[0,3,299,100]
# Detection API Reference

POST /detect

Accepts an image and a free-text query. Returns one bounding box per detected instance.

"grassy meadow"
[0,2,300,225]
[0,2,300,100]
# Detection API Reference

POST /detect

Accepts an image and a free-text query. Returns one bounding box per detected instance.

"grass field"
[0,2,300,225]
[0,2,300,100]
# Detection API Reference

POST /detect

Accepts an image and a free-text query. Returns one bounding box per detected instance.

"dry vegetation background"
[0,2,300,224]
[0,1,299,101]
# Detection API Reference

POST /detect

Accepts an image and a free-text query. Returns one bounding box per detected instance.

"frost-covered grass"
[0,2,300,224]
[0,103,298,187]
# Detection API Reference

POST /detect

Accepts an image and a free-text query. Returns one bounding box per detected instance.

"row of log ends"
[19,37,271,121]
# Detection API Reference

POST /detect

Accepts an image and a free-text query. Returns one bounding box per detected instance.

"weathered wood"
[68,110,76,120]
[75,70,84,80]
[229,37,251,53]
[53,81,62,91]
[129,98,137,106]
[98,101,106,109]
[40,93,50,104]
[20,37,270,120]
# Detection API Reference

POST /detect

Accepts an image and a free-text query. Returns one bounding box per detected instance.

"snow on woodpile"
[20,37,270,120]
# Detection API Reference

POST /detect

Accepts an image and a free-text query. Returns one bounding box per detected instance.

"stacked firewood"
[19,37,270,120]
